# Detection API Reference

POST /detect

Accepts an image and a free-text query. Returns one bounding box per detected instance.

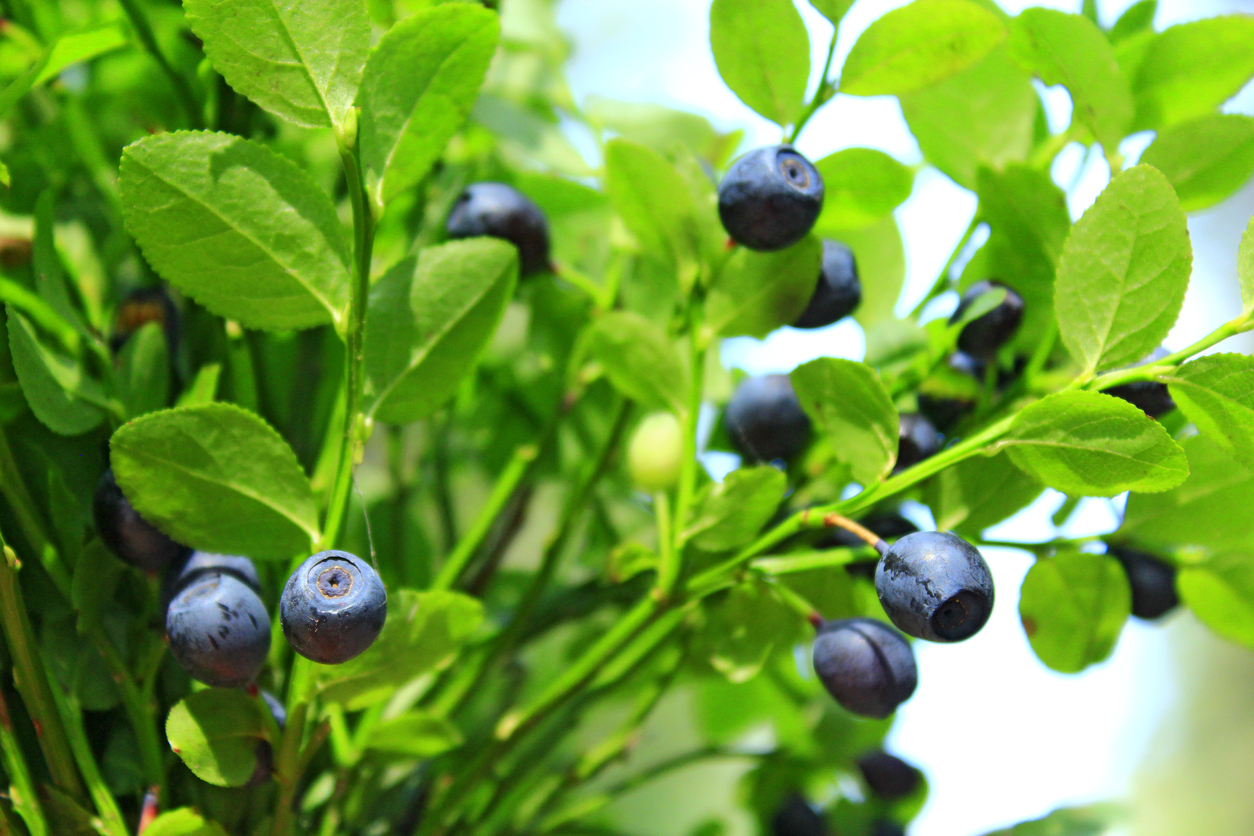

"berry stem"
[819,512,890,555]
[0,533,87,804]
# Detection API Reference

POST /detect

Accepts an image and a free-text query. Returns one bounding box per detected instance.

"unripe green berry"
[627,413,684,491]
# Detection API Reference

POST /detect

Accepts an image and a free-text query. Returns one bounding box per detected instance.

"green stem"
[666,329,706,596]
[115,0,203,129]
[600,746,751,800]
[0,534,86,803]
[0,686,47,836]
[48,689,128,836]
[1085,314,1254,393]
[270,700,309,836]
[787,26,840,144]
[432,411,459,553]
[908,213,982,319]
[653,491,675,593]
[321,125,377,551]
[0,426,69,597]
[83,627,164,797]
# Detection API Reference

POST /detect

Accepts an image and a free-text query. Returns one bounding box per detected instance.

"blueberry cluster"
[93,469,388,689]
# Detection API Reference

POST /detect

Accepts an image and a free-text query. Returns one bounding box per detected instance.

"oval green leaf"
[706,236,823,339]
[1164,354,1254,473]
[1019,551,1130,674]
[1140,114,1254,213]
[814,148,914,231]
[685,466,787,552]
[709,0,811,125]
[584,311,689,415]
[1179,553,1254,650]
[7,308,106,436]
[119,131,352,332]
[1132,16,1254,131]
[166,689,270,788]
[110,403,320,559]
[997,391,1189,497]
[791,357,898,485]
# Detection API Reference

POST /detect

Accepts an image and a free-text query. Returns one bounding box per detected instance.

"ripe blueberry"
[93,468,186,573]
[771,795,828,836]
[627,412,684,492]
[856,750,923,801]
[1108,546,1179,620]
[793,240,860,329]
[875,531,994,642]
[1101,348,1175,418]
[894,413,942,473]
[163,550,261,615]
[718,145,824,251]
[110,286,179,354]
[917,352,986,433]
[166,571,271,688]
[446,182,550,276]
[280,550,387,665]
[950,280,1024,358]
[724,375,812,463]
[812,618,917,719]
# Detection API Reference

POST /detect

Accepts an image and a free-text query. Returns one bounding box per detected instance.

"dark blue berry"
[875,531,993,642]
[93,468,186,573]
[1108,546,1179,620]
[718,145,824,251]
[280,550,387,665]
[812,618,917,719]
[166,572,271,688]
[772,794,828,836]
[724,375,812,463]
[446,182,550,276]
[951,280,1024,358]
[247,690,286,786]
[894,413,942,473]
[793,240,860,329]
[917,352,986,433]
[1101,348,1175,418]
[163,550,261,616]
[856,750,922,801]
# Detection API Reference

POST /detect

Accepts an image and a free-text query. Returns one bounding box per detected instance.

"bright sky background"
[553,0,1254,834]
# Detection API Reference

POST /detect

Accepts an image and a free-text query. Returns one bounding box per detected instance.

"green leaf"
[1140,115,1254,213]
[1109,0,1157,44]
[981,804,1121,836]
[33,192,82,336]
[996,391,1189,497]
[584,96,739,164]
[359,4,499,206]
[71,541,124,635]
[1054,165,1191,373]
[472,95,592,178]
[708,0,810,125]
[166,689,270,787]
[314,590,483,709]
[185,0,369,130]
[110,403,320,559]
[7,308,106,435]
[1007,8,1132,149]
[119,131,352,332]
[813,148,914,230]
[685,466,787,552]
[926,452,1043,536]
[1132,16,1254,131]
[117,322,169,419]
[604,139,705,272]
[364,239,518,424]
[1121,434,1254,550]
[1163,354,1254,472]
[969,165,1070,350]
[1242,216,1254,317]
[1179,553,1254,650]
[899,44,1038,190]
[841,0,1006,97]
[363,712,463,758]
[1018,551,1130,674]
[703,582,799,683]
[790,358,898,485]
[142,809,230,836]
[177,363,221,408]
[584,311,688,414]
[705,236,822,339]
[0,23,128,118]
[808,0,856,24]
[826,216,906,328]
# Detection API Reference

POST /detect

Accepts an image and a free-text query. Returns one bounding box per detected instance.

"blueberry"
[1101,348,1175,418]
[812,618,917,719]
[162,550,261,615]
[280,550,387,665]
[724,375,812,463]
[772,794,828,836]
[166,572,271,688]
[446,182,550,276]
[856,750,923,801]
[875,531,994,642]
[793,240,860,329]
[950,280,1024,358]
[93,468,186,573]
[894,413,942,473]
[870,820,905,836]
[1108,546,1179,620]
[110,286,180,354]
[718,145,824,251]
[917,352,986,433]
[247,690,286,786]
